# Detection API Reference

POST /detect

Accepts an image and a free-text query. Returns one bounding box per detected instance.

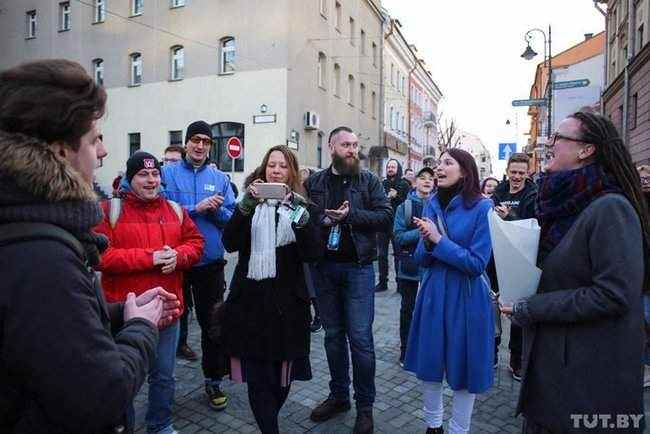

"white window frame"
[130,53,142,86]
[220,37,235,74]
[317,52,327,89]
[319,0,327,18]
[59,2,71,31]
[171,46,184,80]
[333,63,341,97]
[93,59,104,86]
[132,0,143,16]
[26,10,37,39]
[348,74,355,106]
[389,107,395,130]
[171,0,186,8]
[94,0,106,22]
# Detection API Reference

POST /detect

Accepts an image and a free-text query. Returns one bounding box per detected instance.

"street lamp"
[521,26,552,140]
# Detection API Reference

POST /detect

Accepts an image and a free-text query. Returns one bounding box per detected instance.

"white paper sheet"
[487,211,542,303]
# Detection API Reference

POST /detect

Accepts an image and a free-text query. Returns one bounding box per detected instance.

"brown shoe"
[177,343,198,361]
[310,398,351,422]
[353,410,373,434]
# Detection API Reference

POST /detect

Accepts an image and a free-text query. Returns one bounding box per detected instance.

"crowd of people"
[1,59,650,434]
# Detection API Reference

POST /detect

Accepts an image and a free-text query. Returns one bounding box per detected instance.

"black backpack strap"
[0,222,86,262]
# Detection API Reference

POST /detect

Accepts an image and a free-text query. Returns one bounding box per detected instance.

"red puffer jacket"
[95,193,204,317]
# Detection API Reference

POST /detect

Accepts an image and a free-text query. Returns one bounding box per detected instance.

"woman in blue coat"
[404,148,494,434]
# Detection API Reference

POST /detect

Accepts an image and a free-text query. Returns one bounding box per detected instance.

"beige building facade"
[0,0,384,189]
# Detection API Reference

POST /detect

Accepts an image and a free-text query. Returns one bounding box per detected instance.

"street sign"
[512,98,547,107]
[499,143,517,160]
[226,136,242,159]
[553,79,590,90]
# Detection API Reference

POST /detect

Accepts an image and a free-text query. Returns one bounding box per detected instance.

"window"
[317,52,327,89]
[26,10,37,38]
[132,0,143,16]
[94,0,106,22]
[390,64,395,86]
[360,83,366,112]
[631,93,638,129]
[335,2,341,31]
[401,115,405,133]
[317,132,324,168]
[396,71,401,93]
[349,18,355,46]
[639,24,645,51]
[171,46,184,80]
[371,91,376,118]
[130,53,142,86]
[372,42,377,67]
[169,130,183,146]
[617,105,624,135]
[220,37,235,74]
[348,75,355,105]
[401,76,406,94]
[319,0,327,18]
[360,29,366,55]
[129,133,141,156]
[59,2,71,31]
[389,106,394,129]
[171,0,185,7]
[93,59,104,86]
[333,63,341,96]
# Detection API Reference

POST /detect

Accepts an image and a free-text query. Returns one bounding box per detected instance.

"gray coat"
[515,194,645,433]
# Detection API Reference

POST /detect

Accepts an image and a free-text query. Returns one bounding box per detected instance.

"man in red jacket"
[96,152,204,434]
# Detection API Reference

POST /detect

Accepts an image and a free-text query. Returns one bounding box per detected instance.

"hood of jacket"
[385,159,404,181]
[406,189,428,205]
[0,130,97,205]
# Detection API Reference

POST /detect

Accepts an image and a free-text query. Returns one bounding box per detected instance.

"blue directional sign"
[553,79,590,90]
[512,98,547,107]
[499,143,517,160]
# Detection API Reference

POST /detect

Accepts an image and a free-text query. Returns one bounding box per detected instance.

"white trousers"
[422,381,476,434]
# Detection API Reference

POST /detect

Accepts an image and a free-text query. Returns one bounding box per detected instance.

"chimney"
[584,33,594,40]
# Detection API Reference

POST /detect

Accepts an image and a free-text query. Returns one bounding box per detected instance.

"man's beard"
[332,153,360,176]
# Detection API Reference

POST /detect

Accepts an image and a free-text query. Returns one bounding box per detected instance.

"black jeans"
[398,279,418,360]
[178,283,194,348]
[184,261,226,380]
[246,362,291,434]
[377,231,398,284]
[509,323,523,369]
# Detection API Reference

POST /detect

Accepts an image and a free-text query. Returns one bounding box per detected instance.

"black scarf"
[437,183,462,209]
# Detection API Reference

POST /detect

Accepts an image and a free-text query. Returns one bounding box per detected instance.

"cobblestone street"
[133,253,650,433]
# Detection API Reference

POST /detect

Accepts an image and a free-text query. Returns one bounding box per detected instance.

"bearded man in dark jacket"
[375,159,411,292]
[0,60,180,434]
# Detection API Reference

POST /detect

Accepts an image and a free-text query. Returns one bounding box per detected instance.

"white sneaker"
[644,365,650,388]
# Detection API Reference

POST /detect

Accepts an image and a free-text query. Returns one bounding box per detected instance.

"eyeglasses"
[189,136,213,146]
[548,133,584,148]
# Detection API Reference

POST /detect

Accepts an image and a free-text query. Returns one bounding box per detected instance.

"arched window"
[359,83,366,112]
[220,37,235,74]
[171,45,184,80]
[130,53,142,85]
[348,74,355,106]
[371,91,377,118]
[92,58,104,86]
[389,106,394,130]
[333,63,341,96]
[317,52,327,88]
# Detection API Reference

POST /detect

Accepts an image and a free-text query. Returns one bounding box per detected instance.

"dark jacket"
[221,204,322,361]
[304,167,393,265]
[516,194,645,433]
[0,131,158,434]
[491,178,538,221]
[393,190,426,281]
[382,161,411,212]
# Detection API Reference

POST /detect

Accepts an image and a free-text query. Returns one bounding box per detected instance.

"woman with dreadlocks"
[501,112,650,434]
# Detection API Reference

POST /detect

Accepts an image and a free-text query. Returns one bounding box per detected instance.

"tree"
[437,115,461,153]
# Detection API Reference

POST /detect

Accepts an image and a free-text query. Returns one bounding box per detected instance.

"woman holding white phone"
[404,148,494,434]
[220,145,321,434]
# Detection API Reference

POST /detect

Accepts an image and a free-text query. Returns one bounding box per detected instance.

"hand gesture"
[153,246,177,274]
[324,201,350,223]
[124,292,163,327]
[388,188,398,199]
[246,179,264,201]
[495,204,511,219]
[136,287,182,328]
[196,194,224,213]
[413,216,442,244]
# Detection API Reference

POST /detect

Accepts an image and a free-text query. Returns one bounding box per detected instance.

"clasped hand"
[413,216,442,244]
[153,245,178,274]
[124,287,181,329]
[324,201,350,223]
[196,194,224,214]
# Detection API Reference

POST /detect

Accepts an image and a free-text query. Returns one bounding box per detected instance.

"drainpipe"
[378,18,388,152]
[623,0,636,144]
[594,0,607,113]
[407,59,419,170]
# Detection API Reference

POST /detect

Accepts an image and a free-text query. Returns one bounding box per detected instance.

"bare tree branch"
[436,114,461,154]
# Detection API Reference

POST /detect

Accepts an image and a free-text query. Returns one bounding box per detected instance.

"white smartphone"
[256,183,289,200]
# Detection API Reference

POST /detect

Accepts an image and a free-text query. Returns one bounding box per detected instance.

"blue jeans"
[146,320,180,434]
[644,295,650,365]
[312,261,376,409]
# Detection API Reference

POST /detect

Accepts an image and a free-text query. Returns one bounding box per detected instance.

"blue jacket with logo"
[162,161,235,266]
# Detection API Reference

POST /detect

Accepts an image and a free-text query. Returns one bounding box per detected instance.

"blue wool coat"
[403,193,494,393]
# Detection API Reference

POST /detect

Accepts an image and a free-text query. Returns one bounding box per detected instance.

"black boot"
[426,427,443,434]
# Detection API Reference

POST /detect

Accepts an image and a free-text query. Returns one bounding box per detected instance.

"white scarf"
[247,199,296,281]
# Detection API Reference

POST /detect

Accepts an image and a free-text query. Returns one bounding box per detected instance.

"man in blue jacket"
[162,120,235,411]
[393,167,435,366]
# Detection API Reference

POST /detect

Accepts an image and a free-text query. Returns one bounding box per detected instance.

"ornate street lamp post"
[521,26,553,140]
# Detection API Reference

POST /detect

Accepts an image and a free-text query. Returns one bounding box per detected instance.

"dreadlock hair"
[570,111,650,292]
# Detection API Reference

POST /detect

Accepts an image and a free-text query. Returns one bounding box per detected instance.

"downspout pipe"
[407,60,419,170]
[594,0,607,114]
[623,0,636,144]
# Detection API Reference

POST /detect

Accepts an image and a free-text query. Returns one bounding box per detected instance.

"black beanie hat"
[126,151,161,183]
[185,120,212,144]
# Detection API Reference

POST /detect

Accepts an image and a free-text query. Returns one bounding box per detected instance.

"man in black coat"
[489,152,538,381]
[0,59,180,434]
[376,159,411,292]
[305,126,392,434]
